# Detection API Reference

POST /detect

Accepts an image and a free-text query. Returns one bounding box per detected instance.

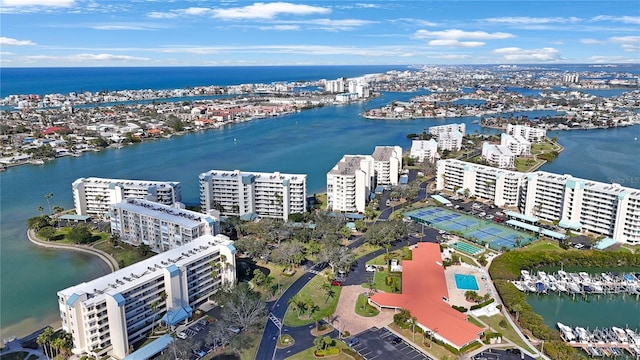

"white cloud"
[147,7,214,19]
[480,16,581,25]
[0,37,36,46]
[493,47,561,62]
[414,29,513,40]
[91,23,164,31]
[391,18,438,27]
[428,39,484,48]
[306,18,374,31]
[212,2,330,20]
[609,36,640,44]
[24,53,151,62]
[580,38,606,45]
[621,44,640,52]
[430,54,472,60]
[591,15,640,25]
[1,0,74,6]
[258,25,300,31]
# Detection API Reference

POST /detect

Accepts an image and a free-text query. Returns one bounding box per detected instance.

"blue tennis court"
[405,206,535,250]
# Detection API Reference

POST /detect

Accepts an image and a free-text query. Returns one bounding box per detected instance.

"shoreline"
[26,229,118,272]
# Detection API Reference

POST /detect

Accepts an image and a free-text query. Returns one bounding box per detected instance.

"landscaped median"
[283,275,342,328]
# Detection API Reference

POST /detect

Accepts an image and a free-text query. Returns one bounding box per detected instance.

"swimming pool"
[454,274,479,291]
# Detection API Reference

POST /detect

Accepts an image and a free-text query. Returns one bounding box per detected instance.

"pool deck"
[443,263,490,308]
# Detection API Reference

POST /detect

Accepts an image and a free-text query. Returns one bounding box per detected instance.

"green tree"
[36,327,55,360]
[67,224,93,244]
[38,226,56,241]
[44,193,54,214]
[27,215,51,231]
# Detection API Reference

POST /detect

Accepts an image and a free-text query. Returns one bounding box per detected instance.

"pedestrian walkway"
[1,338,48,360]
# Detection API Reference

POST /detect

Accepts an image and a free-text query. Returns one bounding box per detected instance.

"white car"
[177,331,188,339]
[365,265,376,272]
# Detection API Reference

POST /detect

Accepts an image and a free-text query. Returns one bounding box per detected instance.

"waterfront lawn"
[531,141,559,155]
[283,274,342,327]
[478,314,535,354]
[524,239,563,252]
[514,158,543,172]
[93,239,154,267]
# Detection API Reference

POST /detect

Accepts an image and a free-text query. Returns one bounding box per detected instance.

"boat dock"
[512,270,640,296]
[557,323,640,358]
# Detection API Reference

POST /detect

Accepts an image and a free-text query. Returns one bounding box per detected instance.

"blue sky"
[1,0,638,67]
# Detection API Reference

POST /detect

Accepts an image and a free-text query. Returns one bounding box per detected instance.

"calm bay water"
[1,66,639,339]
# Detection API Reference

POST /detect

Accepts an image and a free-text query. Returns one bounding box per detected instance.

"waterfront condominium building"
[72,177,181,217]
[109,198,220,253]
[506,124,546,143]
[437,130,464,152]
[372,146,403,186]
[500,133,531,156]
[519,171,640,245]
[481,142,515,169]
[410,139,438,163]
[199,170,307,221]
[428,123,466,137]
[57,234,236,360]
[436,159,640,244]
[436,159,523,207]
[326,155,374,213]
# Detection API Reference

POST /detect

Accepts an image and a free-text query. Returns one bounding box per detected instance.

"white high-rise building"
[481,142,515,169]
[520,172,640,244]
[199,170,307,221]
[428,123,466,137]
[372,146,403,186]
[436,159,523,207]
[436,160,640,244]
[437,130,464,151]
[500,133,531,156]
[506,124,546,143]
[324,78,346,93]
[326,155,374,212]
[110,198,220,253]
[410,139,438,163]
[72,177,182,217]
[57,234,236,360]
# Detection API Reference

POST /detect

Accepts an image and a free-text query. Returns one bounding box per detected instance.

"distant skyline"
[1,0,638,67]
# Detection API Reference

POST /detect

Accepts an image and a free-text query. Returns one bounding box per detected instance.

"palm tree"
[511,303,523,322]
[322,281,336,304]
[288,295,300,317]
[411,316,417,342]
[38,206,44,215]
[44,193,54,214]
[149,300,159,336]
[37,327,54,359]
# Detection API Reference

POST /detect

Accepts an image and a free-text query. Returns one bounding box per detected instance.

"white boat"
[579,272,591,283]
[567,282,581,293]
[556,282,567,292]
[547,282,557,292]
[521,270,532,281]
[625,329,640,345]
[575,327,590,342]
[557,270,569,280]
[512,281,526,292]
[548,274,557,282]
[591,283,603,293]
[612,327,629,343]
[557,322,576,341]
[537,271,548,282]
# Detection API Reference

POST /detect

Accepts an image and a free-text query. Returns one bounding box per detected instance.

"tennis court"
[405,206,535,250]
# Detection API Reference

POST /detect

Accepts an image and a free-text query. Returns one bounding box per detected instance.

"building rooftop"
[112,198,215,228]
[59,234,233,306]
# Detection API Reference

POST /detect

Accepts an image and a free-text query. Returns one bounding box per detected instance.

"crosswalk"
[268,312,282,329]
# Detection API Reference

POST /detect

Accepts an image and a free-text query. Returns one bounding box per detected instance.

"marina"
[512,270,640,297]
[556,322,640,358]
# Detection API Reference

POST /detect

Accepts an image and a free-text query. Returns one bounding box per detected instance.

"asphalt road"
[255,178,432,360]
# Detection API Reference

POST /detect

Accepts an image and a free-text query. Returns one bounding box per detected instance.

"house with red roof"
[368,242,483,350]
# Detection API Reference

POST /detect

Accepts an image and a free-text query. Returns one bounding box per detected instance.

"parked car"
[177,331,188,340]
[365,265,376,272]
[331,280,343,286]
[346,337,360,347]
[227,325,241,334]
[390,336,402,345]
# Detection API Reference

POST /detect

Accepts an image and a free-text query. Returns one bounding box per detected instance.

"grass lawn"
[524,239,563,252]
[353,243,381,259]
[514,158,543,172]
[285,340,353,360]
[478,314,535,354]
[283,275,342,327]
[252,261,306,298]
[362,270,401,293]
[467,316,485,328]
[354,294,379,317]
[93,240,154,267]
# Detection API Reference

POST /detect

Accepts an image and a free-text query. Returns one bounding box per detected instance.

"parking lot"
[348,327,433,360]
